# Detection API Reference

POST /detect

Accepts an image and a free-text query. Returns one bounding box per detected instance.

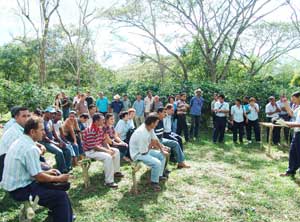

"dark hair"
[145,113,159,125]
[24,117,42,135]
[235,99,242,104]
[92,113,104,123]
[15,107,29,117]
[218,94,225,99]
[180,92,187,97]
[168,96,175,103]
[105,113,114,121]
[80,113,89,119]
[243,96,250,100]
[88,104,96,110]
[119,111,129,119]
[292,91,300,98]
[34,108,43,117]
[165,104,173,110]
[10,106,21,118]
[157,107,165,113]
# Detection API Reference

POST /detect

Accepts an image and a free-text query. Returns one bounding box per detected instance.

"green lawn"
[1,131,300,222]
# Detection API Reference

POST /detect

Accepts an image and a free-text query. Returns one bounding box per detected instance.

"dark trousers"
[286,132,300,175]
[266,117,280,144]
[190,115,201,138]
[10,182,73,222]
[246,119,261,142]
[232,121,244,143]
[176,114,189,142]
[112,143,129,159]
[163,132,184,151]
[0,154,5,182]
[213,116,227,143]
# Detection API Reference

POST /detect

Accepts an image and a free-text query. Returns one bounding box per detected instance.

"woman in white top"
[230,99,247,143]
[245,97,260,143]
[115,111,133,142]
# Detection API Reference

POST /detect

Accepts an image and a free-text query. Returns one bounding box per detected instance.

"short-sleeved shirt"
[154,120,164,140]
[245,103,259,121]
[163,115,172,133]
[122,100,131,111]
[190,96,204,116]
[82,124,105,151]
[53,120,63,137]
[214,101,229,117]
[265,103,279,118]
[115,119,132,141]
[111,100,124,114]
[103,125,115,139]
[75,101,88,115]
[3,118,16,133]
[0,122,24,156]
[96,97,109,113]
[1,135,42,191]
[177,100,188,115]
[129,124,158,160]
[144,96,154,113]
[85,96,94,107]
[231,105,244,123]
[151,101,163,112]
[133,100,145,117]
[276,100,288,115]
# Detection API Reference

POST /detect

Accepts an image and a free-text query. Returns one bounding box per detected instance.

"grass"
[1,130,300,222]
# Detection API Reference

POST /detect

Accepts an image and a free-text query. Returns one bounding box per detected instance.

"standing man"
[265,96,281,145]
[176,93,189,143]
[245,97,260,143]
[85,91,95,108]
[96,92,109,116]
[133,94,145,127]
[122,94,131,111]
[111,94,124,124]
[61,92,72,120]
[1,117,74,222]
[277,95,290,143]
[75,93,88,116]
[144,90,154,117]
[211,93,219,127]
[230,99,246,144]
[190,89,204,140]
[213,94,230,143]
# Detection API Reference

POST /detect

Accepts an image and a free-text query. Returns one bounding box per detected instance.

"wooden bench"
[79,158,92,188]
[18,195,39,222]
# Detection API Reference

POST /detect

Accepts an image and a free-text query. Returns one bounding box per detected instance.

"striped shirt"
[103,125,115,139]
[0,122,24,156]
[177,100,188,115]
[3,118,16,133]
[1,135,42,191]
[154,120,164,140]
[82,124,105,151]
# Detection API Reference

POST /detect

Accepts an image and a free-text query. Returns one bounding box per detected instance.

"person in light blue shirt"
[190,89,204,140]
[0,107,30,181]
[132,94,145,127]
[96,92,109,116]
[3,106,21,133]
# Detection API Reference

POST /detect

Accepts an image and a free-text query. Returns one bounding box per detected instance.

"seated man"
[0,107,30,181]
[82,113,123,188]
[1,117,74,222]
[129,113,168,192]
[156,108,190,169]
[40,107,72,173]
[3,106,20,133]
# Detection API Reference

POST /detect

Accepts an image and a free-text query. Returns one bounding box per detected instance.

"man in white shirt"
[230,99,246,143]
[129,114,168,191]
[265,96,281,145]
[213,94,229,143]
[144,90,154,117]
[245,97,260,143]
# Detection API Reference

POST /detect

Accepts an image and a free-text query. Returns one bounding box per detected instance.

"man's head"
[291,91,300,105]
[147,90,152,97]
[218,94,225,103]
[249,97,256,105]
[165,104,174,115]
[10,106,21,118]
[54,110,62,122]
[157,107,166,120]
[213,93,219,100]
[136,94,142,100]
[98,92,104,98]
[24,117,45,142]
[243,96,250,103]
[68,111,77,120]
[145,113,160,130]
[268,96,275,105]
[43,107,56,120]
[235,98,242,106]
[79,113,89,123]
[195,89,202,97]
[154,95,160,102]
[114,94,121,101]
[119,111,129,121]
[180,93,187,101]
[128,108,136,119]
[80,93,86,101]
[123,94,128,101]
[88,104,97,116]
[15,107,30,127]
[168,96,175,104]
[92,113,105,127]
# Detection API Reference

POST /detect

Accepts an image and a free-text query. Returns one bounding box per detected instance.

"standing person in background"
[245,97,260,143]
[144,90,154,117]
[189,89,204,141]
[85,91,95,108]
[72,91,81,108]
[132,94,145,127]
[61,92,72,121]
[122,94,131,111]
[151,95,163,112]
[213,94,230,143]
[265,96,281,145]
[111,94,124,124]
[75,93,88,116]
[96,92,109,116]
[176,93,189,143]
[168,96,177,133]
[54,93,62,111]
[230,99,246,144]
[86,104,97,127]
[277,95,290,143]
[211,93,219,128]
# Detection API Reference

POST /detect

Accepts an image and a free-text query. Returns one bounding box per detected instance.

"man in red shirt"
[82,113,123,188]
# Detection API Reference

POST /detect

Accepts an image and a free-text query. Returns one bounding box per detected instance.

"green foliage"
[290,73,300,86]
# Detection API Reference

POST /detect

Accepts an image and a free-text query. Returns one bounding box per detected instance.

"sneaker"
[104,182,118,188]
[177,162,191,169]
[151,182,161,191]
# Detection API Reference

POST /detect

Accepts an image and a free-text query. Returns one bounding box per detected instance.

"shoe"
[104,182,118,188]
[151,182,161,192]
[114,172,124,178]
[280,172,295,177]
[177,163,191,169]
[159,176,168,181]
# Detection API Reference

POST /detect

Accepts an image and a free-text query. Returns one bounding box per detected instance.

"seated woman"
[127,108,136,129]
[104,113,130,162]
[62,111,83,166]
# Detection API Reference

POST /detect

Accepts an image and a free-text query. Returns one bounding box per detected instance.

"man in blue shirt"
[111,94,124,124]
[96,92,109,116]
[132,94,145,127]
[190,89,204,140]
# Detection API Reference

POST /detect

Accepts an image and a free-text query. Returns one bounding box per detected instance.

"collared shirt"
[82,124,105,151]
[111,100,124,113]
[129,124,158,160]
[151,101,163,112]
[144,96,154,113]
[163,115,172,133]
[276,100,288,115]
[294,107,300,132]
[96,97,109,112]
[245,103,259,121]
[211,100,218,111]
[154,120,164,140]
[75,100,88,115]
[103,125,115,139]
[115,119,132,141]
[133,100,145,117]
[122,99,131,111]
[190,96,204,116]
[1,135,42,191]
[214,101,229,117]
[177,100,188,115]
[3,118,16,133]
[0,122,24,156]
[265,103,279,118]
[231,105,244,123]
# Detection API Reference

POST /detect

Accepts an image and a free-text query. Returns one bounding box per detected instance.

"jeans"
[246,119,260,142]
[163,132,184,151]
[135,150,166,183]
[232,121,244,143]
[286,132,300,174]
[10,182,73,222]
[161,138,185,163]
[190,115,201,138]
[172,118,178,133]
[176,114,189,142]
[213,116,227,143]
